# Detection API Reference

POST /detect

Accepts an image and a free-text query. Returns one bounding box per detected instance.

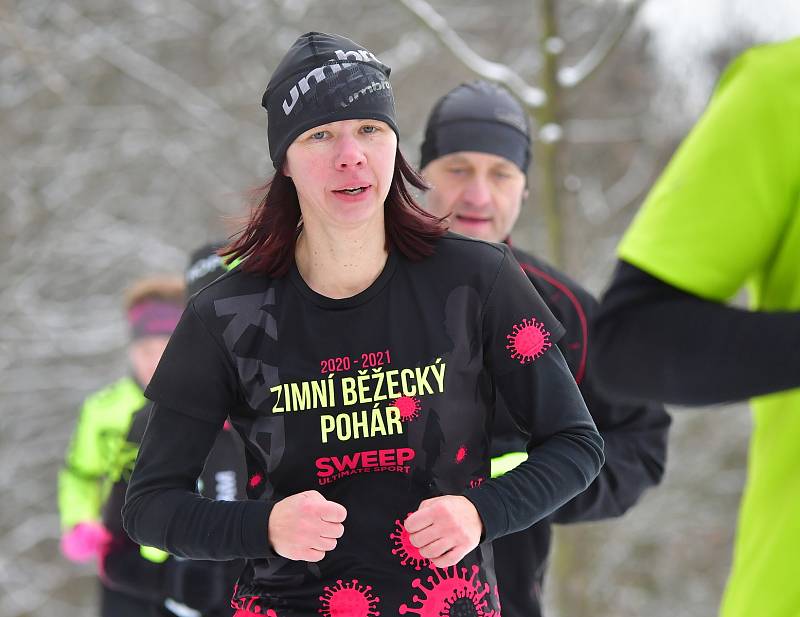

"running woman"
[123,32,604,616]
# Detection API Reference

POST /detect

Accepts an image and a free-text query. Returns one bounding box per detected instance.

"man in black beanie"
[185,243,229,296]
[420,80,671,616]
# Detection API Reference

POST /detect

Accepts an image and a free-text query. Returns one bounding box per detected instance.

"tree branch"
[378,31,432,74]
[558,0,645,88]
[0,7,70,97]
[576,144,657,223]
[55,4,260,141]
[395,0,545,108]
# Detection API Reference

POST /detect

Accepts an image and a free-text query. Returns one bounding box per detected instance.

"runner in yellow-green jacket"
[593,38,800,617]
[58,275,185,614]
[59,375,146,536]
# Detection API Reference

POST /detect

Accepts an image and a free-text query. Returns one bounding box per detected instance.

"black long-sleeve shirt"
[592,260,800,406]
[489,247,670,617]
[123,234,603,616]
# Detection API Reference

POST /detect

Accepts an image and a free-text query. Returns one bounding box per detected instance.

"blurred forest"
[1,1,798,615]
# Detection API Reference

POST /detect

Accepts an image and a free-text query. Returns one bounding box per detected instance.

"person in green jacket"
[592,38,800,617]
[58,276,185,609]
[97,249,245,617]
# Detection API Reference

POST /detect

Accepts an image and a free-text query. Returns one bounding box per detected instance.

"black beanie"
[185,242,227,297]
[420,80,531,172]
[262,32,399,169]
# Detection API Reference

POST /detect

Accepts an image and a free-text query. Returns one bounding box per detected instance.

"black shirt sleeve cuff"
[241,499,278,559]
[463,482,508,543]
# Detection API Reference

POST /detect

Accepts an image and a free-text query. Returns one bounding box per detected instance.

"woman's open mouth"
[333,185,369,195]
[336,186,368,195]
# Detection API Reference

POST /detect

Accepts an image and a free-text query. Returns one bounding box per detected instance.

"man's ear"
[522,187,530,201]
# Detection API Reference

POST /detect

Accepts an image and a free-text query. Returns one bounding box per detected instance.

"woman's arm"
[405,345,604,568]
[465,247,604,541]
[122,404,276,561]
[465,346,604,542]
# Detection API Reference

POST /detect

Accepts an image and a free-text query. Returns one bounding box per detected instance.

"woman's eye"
[448,168,467,175]
[361,125,378,134]
[310,131,327,140]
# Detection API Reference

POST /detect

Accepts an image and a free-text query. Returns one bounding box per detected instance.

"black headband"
[262,32,399,169]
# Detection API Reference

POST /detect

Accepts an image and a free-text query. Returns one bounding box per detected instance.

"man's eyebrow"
[445,155,471,165]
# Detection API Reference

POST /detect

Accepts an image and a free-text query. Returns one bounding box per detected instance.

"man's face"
[422,151,527,242]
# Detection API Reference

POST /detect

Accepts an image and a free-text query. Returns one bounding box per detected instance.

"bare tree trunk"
[532,0,564,268]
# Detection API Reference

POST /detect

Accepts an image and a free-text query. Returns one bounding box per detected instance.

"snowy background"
[1,1,798,615]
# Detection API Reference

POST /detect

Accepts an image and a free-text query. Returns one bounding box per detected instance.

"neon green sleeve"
[619,42,800,302]
[58,471,102,530]
[58,378,145,530]
[139,545,170,563]
[59,399,106,529]
[490,451,527,478]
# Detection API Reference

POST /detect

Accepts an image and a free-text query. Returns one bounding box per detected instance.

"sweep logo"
[315,447,415,484]
[282,49,386,116]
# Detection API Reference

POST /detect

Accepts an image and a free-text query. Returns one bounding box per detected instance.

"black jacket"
[591,259,800,405]
[491,246,671,617]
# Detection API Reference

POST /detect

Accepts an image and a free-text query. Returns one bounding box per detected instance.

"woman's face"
[284,119,397,231]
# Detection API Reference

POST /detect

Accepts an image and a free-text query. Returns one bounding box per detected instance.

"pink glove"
[60,522,111,563]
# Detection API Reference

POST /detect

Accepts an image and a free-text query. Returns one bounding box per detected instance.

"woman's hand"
[404,496,484,568]
[268,490,347,562]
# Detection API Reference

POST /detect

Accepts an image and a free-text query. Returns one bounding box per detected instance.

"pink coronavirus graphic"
[249,473,264,488]
[231,586,279,615]
[455,446,468,464]
[505,317,551,364]
[390,517,431,571]
[232,605,278,616]
[319,579,380,617]
[394,396,422,422]
[399,565,499,617]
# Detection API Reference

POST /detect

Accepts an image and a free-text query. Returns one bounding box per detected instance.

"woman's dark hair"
[221,148,447,277]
